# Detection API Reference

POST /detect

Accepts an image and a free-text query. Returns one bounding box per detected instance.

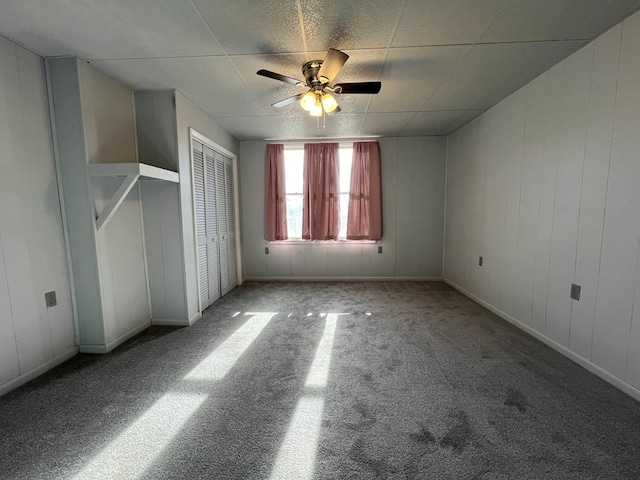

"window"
[283,146,353,240]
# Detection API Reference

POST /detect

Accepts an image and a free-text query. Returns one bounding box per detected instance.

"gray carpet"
[1,281,640,479]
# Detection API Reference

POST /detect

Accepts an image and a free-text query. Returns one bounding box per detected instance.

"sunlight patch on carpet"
[184,312,277,381]
[270,313,346,480]
[72,312,277,479]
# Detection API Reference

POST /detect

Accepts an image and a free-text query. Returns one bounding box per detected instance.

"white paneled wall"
[79,62,151,349]
[0,37,76,394]
[175,92,240,321]
[239,137,445,280]
[444,12,640,399]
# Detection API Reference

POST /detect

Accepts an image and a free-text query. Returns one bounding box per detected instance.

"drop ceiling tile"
[368,45,469,113]
[471,40,588,109]
[155,56,264,117]
[423,40,586,111]
[392,0,509,47]
[360,113,416,137]
[270,114,364,139]
[478,0,604,43]
[0,1,147,58]
[88,59,175,90]
[399,111,473,136]
[192,0,303,54]
[437,110,485,135]
[85,0,224,58]
[566,1,640,40]
[214,117,281,141]
[300,0,405,50]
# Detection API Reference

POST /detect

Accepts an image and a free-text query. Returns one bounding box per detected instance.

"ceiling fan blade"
[334,82,381,94]
[317,48,349,83]
[271,93,305,108]
[257,69,304,86]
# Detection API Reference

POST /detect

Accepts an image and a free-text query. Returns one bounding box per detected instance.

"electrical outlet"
[45,291,57,308]
[378,246,383,254]
[479,256,483,267]
[570,283,581,301]
[265,247,269,255]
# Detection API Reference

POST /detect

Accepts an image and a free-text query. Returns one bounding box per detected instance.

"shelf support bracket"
[95,174,140,231]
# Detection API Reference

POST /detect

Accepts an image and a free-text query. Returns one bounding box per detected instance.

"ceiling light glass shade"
[321,93,338,113]
[309,101,323,117]
[300,91,316,111]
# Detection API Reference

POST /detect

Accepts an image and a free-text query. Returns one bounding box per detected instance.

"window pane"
[286,194,303,238]
[339,148,352,193]
[284,149,304,193]
[339,193,349,239]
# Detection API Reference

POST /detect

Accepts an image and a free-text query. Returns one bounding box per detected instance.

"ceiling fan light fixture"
[321,92,338,113]
[300,91,316,111]
[309,100,323,117]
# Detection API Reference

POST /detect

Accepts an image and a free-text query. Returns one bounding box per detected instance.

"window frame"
[269,142,377,245]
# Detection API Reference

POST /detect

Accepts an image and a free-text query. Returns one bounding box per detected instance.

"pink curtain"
[302,143,340,240]
[347,141,382,240]
[264,144,288,241]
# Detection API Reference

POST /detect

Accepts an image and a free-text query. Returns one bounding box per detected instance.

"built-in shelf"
[89,163,179,231]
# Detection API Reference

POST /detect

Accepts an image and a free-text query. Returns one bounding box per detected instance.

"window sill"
[268,239,377,245]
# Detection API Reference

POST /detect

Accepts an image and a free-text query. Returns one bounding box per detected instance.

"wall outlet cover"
[265,247,269,255]
[45,291,57,308]
[479,256,483,266]
[570,283,581,301]
[378,246,383,254]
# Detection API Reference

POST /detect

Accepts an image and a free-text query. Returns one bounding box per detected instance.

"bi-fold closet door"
[193,139,238,311]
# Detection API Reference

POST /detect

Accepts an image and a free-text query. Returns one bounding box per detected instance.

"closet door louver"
[204,146,221,305]
[192,141,210,310]
[215,152,231,296]
[225,156,238,289]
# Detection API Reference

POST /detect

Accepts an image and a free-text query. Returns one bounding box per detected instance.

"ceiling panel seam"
[359,0,409,136]
[188,0,271,124]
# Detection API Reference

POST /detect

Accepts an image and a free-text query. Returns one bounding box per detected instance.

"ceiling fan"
[257,48,381,117]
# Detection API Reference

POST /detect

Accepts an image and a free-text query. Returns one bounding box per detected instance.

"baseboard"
[0,346,79,397]
[443,278,640,403]
[78,344,107,354]
[189,312,202,326]
[79,320,152,354]
[152,318,190,327]
[243,276,444,282]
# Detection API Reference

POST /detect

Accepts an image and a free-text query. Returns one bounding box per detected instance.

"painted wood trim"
[242,276,444,282]
[95,174,139,231]
[151,318,190,327]
[88,163,179,183]
[79,320,151,354]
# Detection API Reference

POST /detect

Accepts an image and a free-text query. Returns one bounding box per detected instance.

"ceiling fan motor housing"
[302,60,326,90]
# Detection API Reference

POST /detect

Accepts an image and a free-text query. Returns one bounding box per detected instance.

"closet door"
[192,141,210,310]
[215,152,231,296]
[204,146,221,304]
[224,155,238,289]
[193,135,238,311]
